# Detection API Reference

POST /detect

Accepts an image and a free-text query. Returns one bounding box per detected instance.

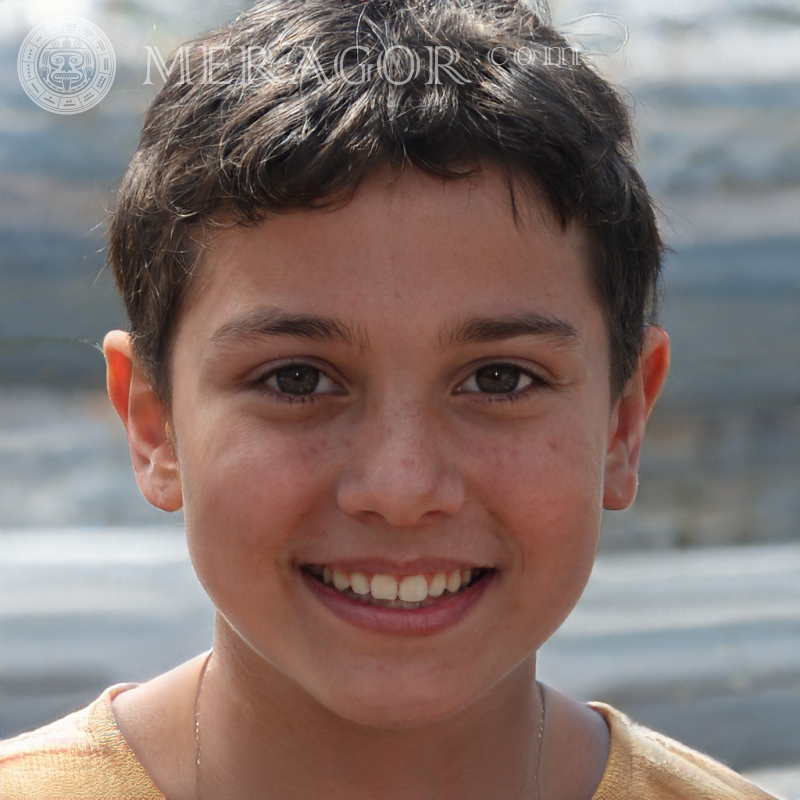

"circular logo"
[17,17,116,114]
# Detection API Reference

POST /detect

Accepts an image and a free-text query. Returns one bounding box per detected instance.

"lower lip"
[301,570,495,636]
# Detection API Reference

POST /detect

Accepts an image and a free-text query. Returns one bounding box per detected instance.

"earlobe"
[603,327,670,511]
[103,331,183,513]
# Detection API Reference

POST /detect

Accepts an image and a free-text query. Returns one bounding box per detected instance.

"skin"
[105,167,669,800]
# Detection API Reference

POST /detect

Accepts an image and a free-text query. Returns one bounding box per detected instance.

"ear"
[603,326,670,510]
[103,330,183,512]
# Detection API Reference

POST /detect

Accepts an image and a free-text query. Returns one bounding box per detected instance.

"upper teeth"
[313,567,476,602]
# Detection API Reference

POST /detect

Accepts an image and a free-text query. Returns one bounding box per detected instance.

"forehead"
[179,167,600,347]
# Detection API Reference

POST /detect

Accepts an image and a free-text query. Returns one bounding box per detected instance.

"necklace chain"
[535,679,546,799]
[194,654,546,800]
[194,650,212,800]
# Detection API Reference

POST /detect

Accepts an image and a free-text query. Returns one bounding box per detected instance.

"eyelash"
[252,361,337,404]
[460,365,550,404]
[252,362,550,403]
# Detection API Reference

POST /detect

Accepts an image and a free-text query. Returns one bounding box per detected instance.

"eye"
[459,363,536,395]
[262,363,338,396]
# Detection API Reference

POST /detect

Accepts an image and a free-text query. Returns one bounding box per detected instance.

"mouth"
[303,564,492,610]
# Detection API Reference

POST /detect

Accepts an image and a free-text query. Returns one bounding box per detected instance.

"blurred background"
[0,0,798,796]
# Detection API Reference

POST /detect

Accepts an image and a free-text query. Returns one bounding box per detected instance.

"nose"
[336,404,465,527]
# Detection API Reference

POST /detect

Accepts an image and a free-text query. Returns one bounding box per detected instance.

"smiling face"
[119,167,647,728]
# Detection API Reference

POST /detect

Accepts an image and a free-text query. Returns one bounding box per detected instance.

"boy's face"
[111,167,666,728]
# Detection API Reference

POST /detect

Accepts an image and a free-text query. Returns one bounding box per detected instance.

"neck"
[195,620,546,800]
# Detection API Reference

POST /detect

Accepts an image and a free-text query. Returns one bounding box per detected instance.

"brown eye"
[474,364,530,393]
[459,363,537,396]
[258,362,340,399]
[272,365,321,395]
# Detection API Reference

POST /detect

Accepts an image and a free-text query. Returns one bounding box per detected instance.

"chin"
[313,676,480,731]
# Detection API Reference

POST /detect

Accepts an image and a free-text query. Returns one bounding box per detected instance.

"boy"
[0,0,776,797]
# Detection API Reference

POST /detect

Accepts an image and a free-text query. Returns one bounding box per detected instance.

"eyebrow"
[210,309,364,349]
[208,308,580,352]
[441,312,581,348]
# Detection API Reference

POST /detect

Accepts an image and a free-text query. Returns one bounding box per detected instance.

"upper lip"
[301,559,492,576]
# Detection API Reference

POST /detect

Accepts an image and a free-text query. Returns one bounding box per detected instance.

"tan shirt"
[0,685,776,799]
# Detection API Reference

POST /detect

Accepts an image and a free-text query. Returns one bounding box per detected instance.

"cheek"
[466,410,605,587]
[472,411,605,517]
[183,413,332,512]
[178,415,339,591]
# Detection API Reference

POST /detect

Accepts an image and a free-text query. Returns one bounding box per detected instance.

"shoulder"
[589,702,777,800]
[0,685,165,800]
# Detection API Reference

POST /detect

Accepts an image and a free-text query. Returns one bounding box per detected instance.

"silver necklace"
[194,656,547,800]
[534,680,547,799]
[194,650,212,800]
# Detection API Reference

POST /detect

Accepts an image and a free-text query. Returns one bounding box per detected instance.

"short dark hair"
[108,0,662,403]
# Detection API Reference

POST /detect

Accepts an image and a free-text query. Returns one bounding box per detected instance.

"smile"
[304,565,490,609]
